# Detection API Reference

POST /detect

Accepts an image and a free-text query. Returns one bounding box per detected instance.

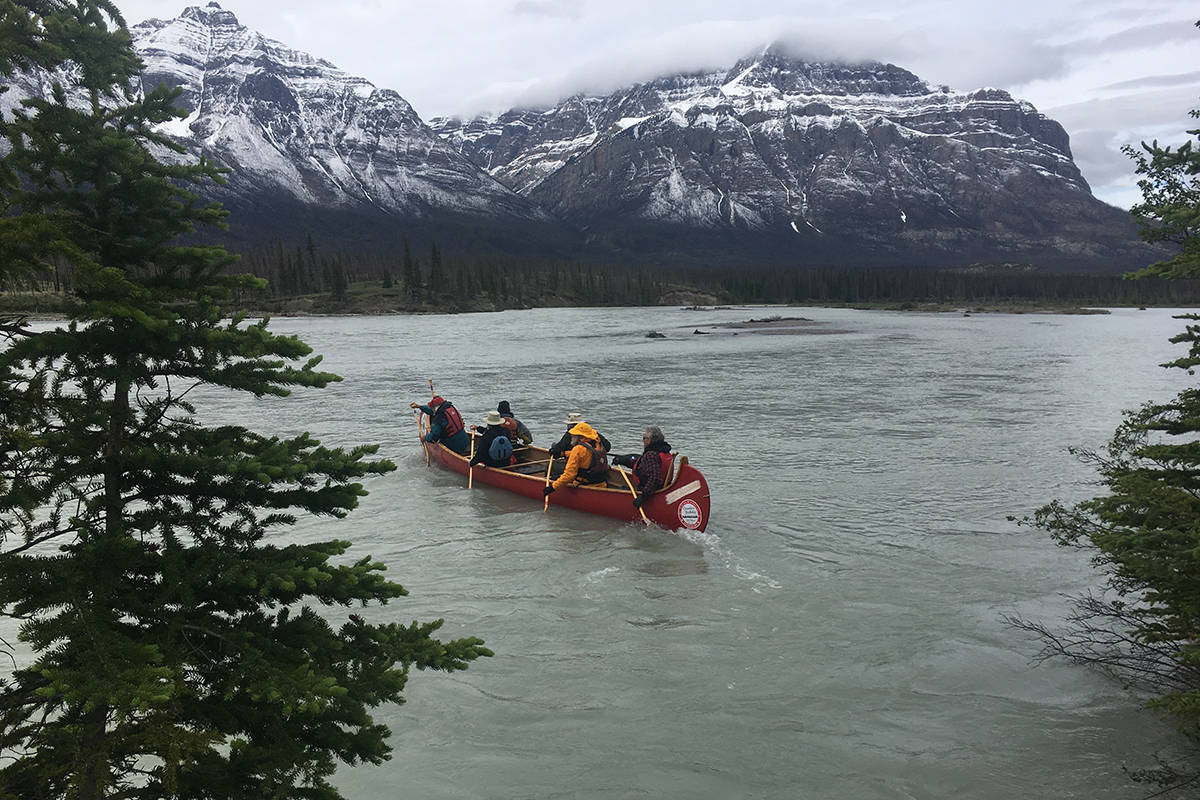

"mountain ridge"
[0,5,1165,271]
[432,45,1150,270]
[119,2,566,253]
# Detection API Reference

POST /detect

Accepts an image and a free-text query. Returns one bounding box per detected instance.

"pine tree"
[401,234,418,297]
[1122,32,1200,282]
[428,240,442,298]
[328,259,347,301]
[0,4,490,798]
[1014,36,1200,786]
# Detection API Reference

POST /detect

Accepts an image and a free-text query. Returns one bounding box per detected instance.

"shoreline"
[1,296,1148,320]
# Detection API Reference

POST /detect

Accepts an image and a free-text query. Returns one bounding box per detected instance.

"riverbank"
[835,301,1115,314]
[0,289,1146,319]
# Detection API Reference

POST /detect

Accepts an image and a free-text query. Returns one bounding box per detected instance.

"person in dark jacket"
[549,412,610,457]
[496,400,533,445]
[410,395,470,455]
[469,410,515,468]
[612,426,674,509]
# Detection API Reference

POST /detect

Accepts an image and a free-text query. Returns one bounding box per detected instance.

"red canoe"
[416,415,711,532]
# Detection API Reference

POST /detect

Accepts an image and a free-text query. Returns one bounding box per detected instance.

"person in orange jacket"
[549,412,610,457]
[544,422,609,495]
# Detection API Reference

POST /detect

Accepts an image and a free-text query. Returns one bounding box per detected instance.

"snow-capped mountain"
[0,7,1158,269]
[125,3,551,248]
[433,49,1152,269]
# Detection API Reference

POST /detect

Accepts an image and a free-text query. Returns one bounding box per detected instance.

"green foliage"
[427,240,442,298]
[1123,124,1200,279]
[401,234,419,296]
[0,3,490,798]
[1027,27,1200,763]
[1031,322,1200,739]
[1123,22,1200,280]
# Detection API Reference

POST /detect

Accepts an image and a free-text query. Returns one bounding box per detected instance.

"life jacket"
[500,415,532,444]
[488,434,513,463]
[576,441,609,484]
[436,402,465,438]
[633,450,674,490]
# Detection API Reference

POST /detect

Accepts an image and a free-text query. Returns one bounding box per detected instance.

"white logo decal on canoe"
[677,500,702,530]
[665,480,701,505]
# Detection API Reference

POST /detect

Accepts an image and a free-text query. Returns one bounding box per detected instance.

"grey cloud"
[510,0,583,19]
[470,14,1055,114]
[1069,128,1141,186]
[1096,70,1200,91]
[1048,86,1197,135]
[1066,19,1197,56]
[1047,85,1199,206]
[461,18,783,113]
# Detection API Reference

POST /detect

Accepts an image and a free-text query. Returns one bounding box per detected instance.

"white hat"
[564,412,584,425]
[484,410,504,426]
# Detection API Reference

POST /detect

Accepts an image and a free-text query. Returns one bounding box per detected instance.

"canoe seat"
[504,463,546,476]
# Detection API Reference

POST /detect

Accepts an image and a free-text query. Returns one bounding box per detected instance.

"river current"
[28,306,1200,798]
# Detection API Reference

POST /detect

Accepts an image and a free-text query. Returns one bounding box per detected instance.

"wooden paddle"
[413,408,430,467]
[617,465,650,524]
[543,456,554,512]
[421,380,435,466]
[468,431,476,488]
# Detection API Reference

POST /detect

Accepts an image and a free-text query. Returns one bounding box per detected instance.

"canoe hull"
[420,437,711,533]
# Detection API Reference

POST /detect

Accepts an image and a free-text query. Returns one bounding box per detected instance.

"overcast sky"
[115,0,1198,209]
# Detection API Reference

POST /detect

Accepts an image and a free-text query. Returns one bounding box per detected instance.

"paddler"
[549,412,610,457]
[544,422,609,496]
[410,395,470,455]
[496,400,533,445]
[611,426,674,509]
[469,410,516,468]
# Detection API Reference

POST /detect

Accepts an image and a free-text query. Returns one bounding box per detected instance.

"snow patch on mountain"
[126,3,543,222]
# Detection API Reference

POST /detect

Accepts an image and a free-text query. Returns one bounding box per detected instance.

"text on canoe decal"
[677,500,703,530]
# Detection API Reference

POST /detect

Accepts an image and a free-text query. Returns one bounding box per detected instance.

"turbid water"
[19,305,1200,798]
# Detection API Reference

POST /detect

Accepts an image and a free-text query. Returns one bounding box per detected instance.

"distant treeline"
[714,267,1200,306]
[12,237,1199,309]
[229,237,1200,307]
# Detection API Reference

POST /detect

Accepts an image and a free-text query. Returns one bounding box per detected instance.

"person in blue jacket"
[410,395,470,455]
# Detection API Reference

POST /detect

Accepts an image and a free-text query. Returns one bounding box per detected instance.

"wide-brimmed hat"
[568,422,597,440]
[497,400,513,416]
[483,410,504,426]
[430,395,445,407]
[564,412,584,425]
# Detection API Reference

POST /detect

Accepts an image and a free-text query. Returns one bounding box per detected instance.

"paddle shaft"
[543,456,553,512]
[617,465,650,523]
[468,432,475,488]
[413,408,430,467]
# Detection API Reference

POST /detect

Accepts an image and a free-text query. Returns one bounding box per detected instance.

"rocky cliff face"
[125,3,550,249]
[433,49,1153,270]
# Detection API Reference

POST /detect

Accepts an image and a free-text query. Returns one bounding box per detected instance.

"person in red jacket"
[612,426,674,509]
[410,396,469,455]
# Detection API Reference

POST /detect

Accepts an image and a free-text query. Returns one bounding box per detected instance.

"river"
[44,306,1200,797]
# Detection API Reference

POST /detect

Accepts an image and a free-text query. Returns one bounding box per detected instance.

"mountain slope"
[433,49,1157,270]
[125,3,557,251]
